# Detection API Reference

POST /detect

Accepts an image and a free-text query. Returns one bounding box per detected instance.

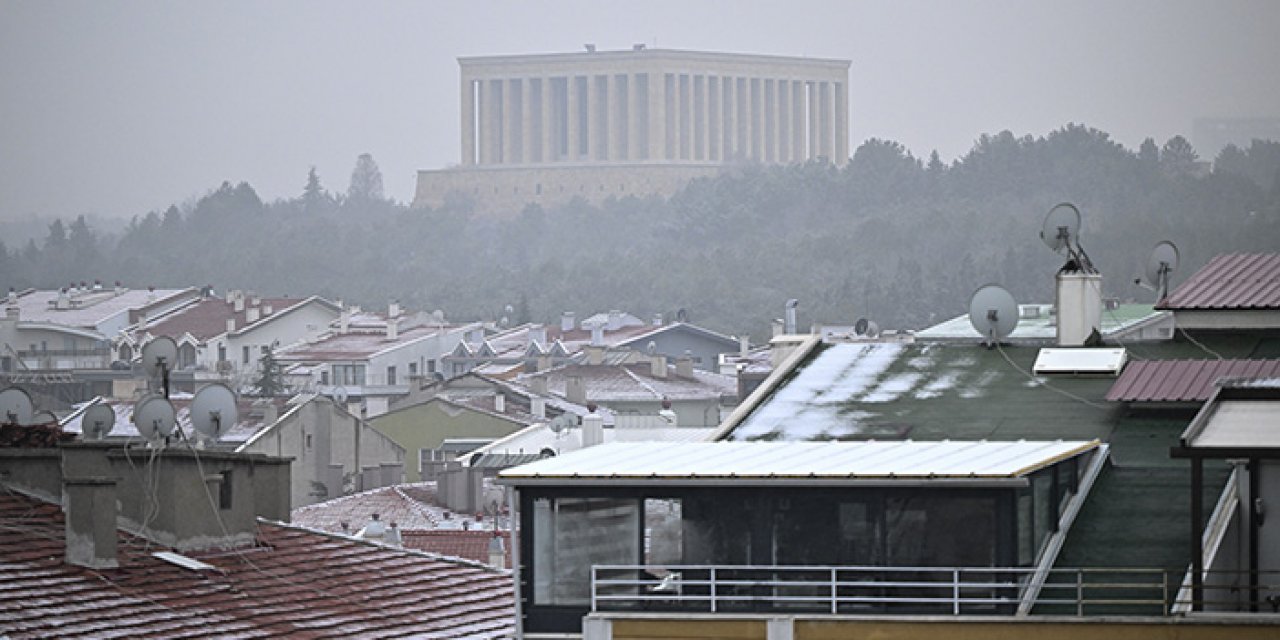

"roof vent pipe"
[784,299,799,334]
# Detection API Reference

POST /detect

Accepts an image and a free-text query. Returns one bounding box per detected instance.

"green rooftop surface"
[914,303,1163,342]
[724,334,1277,576]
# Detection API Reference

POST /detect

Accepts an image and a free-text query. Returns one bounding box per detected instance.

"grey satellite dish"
[431,309,445,324]
[1040,203,1081,255]
[133,395,176,441]
[854,318,869,336]
[141,336,178,376]
[969,284,1019,345]
[83,403,117,440]
[0,387,34,426]
[191,383,238,442]
[548,413,575,435]
[331,386,349,405]
[646,341,658,355]
[1145,240,1180,300]
[864,321,880,338]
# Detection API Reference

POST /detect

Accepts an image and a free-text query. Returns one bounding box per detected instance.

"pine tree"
[252,346,285,396]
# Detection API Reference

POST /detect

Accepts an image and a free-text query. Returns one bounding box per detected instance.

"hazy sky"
[2,0,1278,220]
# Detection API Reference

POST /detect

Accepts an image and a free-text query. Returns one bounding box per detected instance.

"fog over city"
[2,0,1278,220]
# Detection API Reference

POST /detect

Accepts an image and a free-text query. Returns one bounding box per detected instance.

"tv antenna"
[141,336,178,398]
[82,403,117,440]
[0,387,35,425]
[190,383,238,447]
[1135,240,1180,301]
[1040,203,1095,272]
[132,394,176,445]
[969,284,1019,347]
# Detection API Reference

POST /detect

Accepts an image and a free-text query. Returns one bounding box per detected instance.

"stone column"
[460,74,476,166]
[647,72,665,161]
[773,78,783,162]
[792,80,805,162]
[665,73,677,159]
[807,81,819,161]
[835,80,849,165]
[748,78,761,162]
[736,77,749,160]
[723,76,736,161]
[477,78,491,164]
[541,77,554,162]
[521,78,535,164]
[567,76,581,161]
[628,73,643,161]
[707,75,720,161]
[676,74,689,160]
[818,80,833,161]
[764,78,776,163]
[587,74,602,161]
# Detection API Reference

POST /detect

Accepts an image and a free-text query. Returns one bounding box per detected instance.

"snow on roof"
[470,422,715,460]
[61,395,284,444]
[12,287,193,330]
[499,440,1100,485]
[915,303,1165,342]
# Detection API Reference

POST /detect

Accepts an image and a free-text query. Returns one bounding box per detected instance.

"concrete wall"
[624,326,738,372]
[370,399,528,482]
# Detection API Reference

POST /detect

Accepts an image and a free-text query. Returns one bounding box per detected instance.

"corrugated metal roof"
[1157,253,1280,310]
[0,491,513,639]
[498,440,1099,484]
[1106,359,1280,403]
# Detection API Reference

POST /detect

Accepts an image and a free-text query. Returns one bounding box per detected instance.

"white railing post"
[591,566,598,612]
[710,566,717,613]
[1076,569,1084,616]
[952,569,961,615]
[831,568,838,614]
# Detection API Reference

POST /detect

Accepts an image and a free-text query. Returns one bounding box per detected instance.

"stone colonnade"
[460,54,849,167]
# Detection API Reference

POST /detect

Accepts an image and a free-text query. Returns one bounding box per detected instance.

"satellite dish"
[675,308,689,323]
[646,341,658,355]
[191,383,238,442]
[330,386,349,405]
[548,413,575,434]
[141,336,178,376]
[1145,240,1180,300]
[1040,203,1081,255]
[969,284,1019,345]
[132,395,176,441]
[431,309,445,324]
[854,318,869,336]
[0,387,34,426]
[83,403,117,440]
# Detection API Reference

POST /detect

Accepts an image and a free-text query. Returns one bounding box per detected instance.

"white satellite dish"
[190,383,238,443]
[548,413,576,435]
[854,318,880,338]
[1040,203,1081,255]
[141,336,178,376]
[132,395,176,442]
[1144,241,1180,300]
[330,386,349,406]
[82,403,117,440]
[0,387,35,426]
[969,284,1019,346]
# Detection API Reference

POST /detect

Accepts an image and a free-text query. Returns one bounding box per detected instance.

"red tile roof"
[1106,359,1280,403]
[403,530,512,566]
[146,296,312,341]
[1157,253,1280,310]
[0,490,513,639]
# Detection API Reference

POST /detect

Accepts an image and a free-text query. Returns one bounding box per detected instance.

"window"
[408,362,418,377]
[320,370,330,385]
[427,359,436,374]
[533,497,640,605]
[386,365,397,386]
[217,344,226,363]
[242,345,250,364]
[333,364,366,386]
[305,434,313,449]
[219,470,233,509]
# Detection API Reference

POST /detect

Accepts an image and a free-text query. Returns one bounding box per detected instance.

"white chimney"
[650,354,668,378]
[389,299,401,318]
[531,376,549,396]
[56,289,70,310]
[387,318,399,341]
[531,396,546,419]
[566,376,587,405]
[582,408,604,447]
[561,311,575,332]
[233,294,244,313]
[488,534,506,569]
[590,323,604,346]
[249,292,261,307]
[494,393,505,413]
[1056,269,1103,347]
[225,289,235,304]
[114,281,124,295]
[226,318,236,333]
[739,334,750,357]
[586,344,605,365]
[653,313,663,326]
[528,324,547,348]
[245,306,260,324]
[262,303,273,316]
[607,310,623,331]
[676,352,695,378]
[339,309,350,334]
[784,299,799,334]
[8,288,17,304]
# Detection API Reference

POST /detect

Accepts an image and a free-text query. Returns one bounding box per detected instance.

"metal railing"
[591,565,1280,616]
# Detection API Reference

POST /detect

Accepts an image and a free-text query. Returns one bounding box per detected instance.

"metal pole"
[1076,569,1084,616]
[831,568,838,614]
[710,566,717,613]
[1191,457,1203,612]
[953,569,961,615]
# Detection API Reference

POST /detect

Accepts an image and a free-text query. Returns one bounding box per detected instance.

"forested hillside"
[4,127,1279,340]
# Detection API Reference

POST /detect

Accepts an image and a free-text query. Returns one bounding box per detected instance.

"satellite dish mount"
[1040,203,1095,273]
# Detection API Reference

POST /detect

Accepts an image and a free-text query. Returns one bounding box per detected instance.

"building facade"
[414,47,851,212]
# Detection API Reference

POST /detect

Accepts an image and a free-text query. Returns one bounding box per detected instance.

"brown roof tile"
[1106,358,1280,403]
[0,491,513,639]
[1157,253,1280,310]
[146,297,312,342]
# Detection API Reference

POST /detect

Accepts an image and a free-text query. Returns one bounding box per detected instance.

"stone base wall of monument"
[412,163,723,214]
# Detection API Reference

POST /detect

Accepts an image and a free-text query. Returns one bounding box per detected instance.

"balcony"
[13,348,112,371]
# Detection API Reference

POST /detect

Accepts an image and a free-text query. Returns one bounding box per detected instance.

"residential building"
[414,47,851,212]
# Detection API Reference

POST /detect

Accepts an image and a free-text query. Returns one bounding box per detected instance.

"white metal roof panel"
[1033,348,1128,375]
[499,440,1099,484]
[1187,400,1280,449]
